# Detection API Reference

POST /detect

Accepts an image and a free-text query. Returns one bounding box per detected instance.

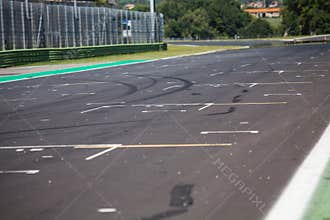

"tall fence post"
[0,0,5,50]
[21,2,26,49]
[57,4,62,48]
[71,6,76,47]
[10,1,16,50]
[91,7,95,46]
[78,7,82,47]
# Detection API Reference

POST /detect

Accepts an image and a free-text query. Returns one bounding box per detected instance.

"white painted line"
[264,123,330,220]
[0,170,39,175]
[132,102,287,108]
[30,148,44,152]
[210,72,224,77]
[42,155,54,159]
[0,145,74,150]
[162,85,182,91]
[53,82,107,87]
[80,105,125,114]
[16,149,24,152]
[240,64,251,68]
[97,208,117,213]
[201,130,259,134]
[86,102,126,106]
[141,110,187,113]
[264,93,302,97]
[6,98,36,102]
[240,122,249,125]
[85,145,120,161]
[198,103,214,111]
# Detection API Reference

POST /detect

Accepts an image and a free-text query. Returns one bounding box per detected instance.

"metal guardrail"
[0,0,164,51]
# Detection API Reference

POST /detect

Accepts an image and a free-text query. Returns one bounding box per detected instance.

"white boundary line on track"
[85,145,120,161]
[264,123,330,220]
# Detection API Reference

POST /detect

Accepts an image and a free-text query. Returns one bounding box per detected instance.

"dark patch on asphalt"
[134,77,193,102]
[141,184,193,220]
[113,81,139,97]
[232,95,242,103]
[207,107,236,116]
[242,89,249,93]
[191,92,201,96]
[169,184,194,208]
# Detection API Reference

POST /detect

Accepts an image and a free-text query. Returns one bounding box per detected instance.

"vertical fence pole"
[57,4,62,48]
[72,6,76,47]
[91,8,95,46]
[103,8,106,45]
[46,4,50,48]
[10,1,16,50]
[115,10,119,44]
[85,7,89,46]
[78,7,82,47]
[64,5,68,47]
[21,2,26,49]
[120,10,123,44]
[109,9,113,45]
[0,0,5,50]
[97,7,100,45]
[30,3,35,48]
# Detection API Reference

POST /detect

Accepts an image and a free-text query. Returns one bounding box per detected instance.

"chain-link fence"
[0,0,164,51]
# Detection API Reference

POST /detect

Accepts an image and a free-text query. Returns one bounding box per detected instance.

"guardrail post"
[0,0,5,50]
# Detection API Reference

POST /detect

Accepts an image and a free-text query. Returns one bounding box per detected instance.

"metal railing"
[0,0,164,51]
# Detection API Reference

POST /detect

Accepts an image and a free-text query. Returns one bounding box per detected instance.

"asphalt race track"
[0,43,330,220]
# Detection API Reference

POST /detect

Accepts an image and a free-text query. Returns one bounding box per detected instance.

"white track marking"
[240,122,249,125]
[52,82,107,87]
[30,148,44,152]
[198,103,214,111]
[240,64,251,68]
[201,130,259,134]
[264,93,302,97]
[85,145,120,161]
[86,102,126,106]
[61,93,95,97]
[210,72,224,77]
[162,85,182,91]
[81,105,125,114]
[5,98,36,102]
[16,149,24,152]
[235,82,311,87]
[264,123,330,220]
[141,110,187,113]
[42,155,54,159]
[132,102,287,108]
[97,208,117,213]
[0,170,39,175]
[0,143,233,151]
[0,145,75,150]
[194,83,228,88]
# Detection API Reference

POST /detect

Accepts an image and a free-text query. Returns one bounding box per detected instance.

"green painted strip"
[303,160,330,220]
[0,59,148,83]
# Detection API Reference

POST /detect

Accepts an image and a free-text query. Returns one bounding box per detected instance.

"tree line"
[157,0,274,39]
[281,0,330,36]
[98,0,330,39]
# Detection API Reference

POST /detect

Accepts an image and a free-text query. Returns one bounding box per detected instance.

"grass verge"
[25,45,244,67]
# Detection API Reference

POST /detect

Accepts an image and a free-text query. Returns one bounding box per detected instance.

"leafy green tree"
[239,18,273,38]
[282,0,330,35]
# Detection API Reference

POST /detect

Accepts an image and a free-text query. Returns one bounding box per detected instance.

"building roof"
[244,7,281,13]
